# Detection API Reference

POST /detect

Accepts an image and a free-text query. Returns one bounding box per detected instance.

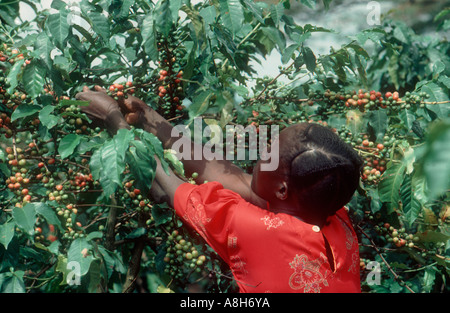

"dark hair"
[281,123,363,216]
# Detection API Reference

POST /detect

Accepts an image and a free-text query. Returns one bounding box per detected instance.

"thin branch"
[255,61,296,101]
[105,196,119,251]
[357,225,415,293]
[122,212,147,293]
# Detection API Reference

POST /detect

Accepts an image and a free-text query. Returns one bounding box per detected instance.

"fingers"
[118,96,137,113]
[125,112,140,125]
[76,85,94,100]
[75,91,87,101]
[94,85,107,93]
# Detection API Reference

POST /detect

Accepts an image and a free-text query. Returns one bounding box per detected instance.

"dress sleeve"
[173,181,241,261]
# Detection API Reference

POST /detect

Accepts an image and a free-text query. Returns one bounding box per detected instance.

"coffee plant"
[0,0,449,293]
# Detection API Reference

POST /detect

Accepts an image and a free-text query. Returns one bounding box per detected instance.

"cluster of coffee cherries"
[402,91,430,110]
[0,112,13,138]
[4,146,33,203]
[1,130,96,241]
[337,126,393,185]
[154,28,186,118]
[162,222,208,284]
[117,180,150,213]
[155,173,211,287]
[61,103,93,135]
[106,81,135,101]
[373,222,419,248]
[33,220,58,243]
[319,89,402,114]
[0,45,29,65]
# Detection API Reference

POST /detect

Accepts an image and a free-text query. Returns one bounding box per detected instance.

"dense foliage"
[0,0,449,293]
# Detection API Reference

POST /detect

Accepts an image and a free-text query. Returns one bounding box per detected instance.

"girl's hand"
[117,94,151,127]
[75,86,129,134]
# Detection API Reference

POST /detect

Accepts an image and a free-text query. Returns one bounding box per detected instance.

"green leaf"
[6,59,26,94]
[219,0,244,36]
[39,105,60,129]
[421,120,450,199]
[241,0,264,23]
[90,129,134,197]
[188,91,213,119]
[86,231,103,241]
[118,0,134,18]
[269,2,284,27]
[12,203,37,236]
[22,60,47,99]
[355,28,386,45]
[11,104,41,122]
[164,149,184,176]
[281,43,300,64]
[212,23,238,66]
[87,259,103,293]
[367,110,388,142]
[346,110,364,135]
[67,237,94,277]
[399,109,416,131]
[59,134,82,159]
[34,32,53,70]
[388,52,400,90]
[151,203,172,226]
[0,0,20,26]
[302,46,316,73]
[421,82,450,119]
[411,173,428,207]
[400,175,421,227]
[392,21,412,44]
[126,227,147,239]
[0,222,15,250]
[155,0,173,37]
[0,271,25,293]
[47,8,70,49]
[88,12,110,42]
[169,0,182,22]
[300,0,316,9]
[33,202,64,231]
[140,13,159,61]
[422,268,437,293]
[417,230,450,244]
[51,0,66,10]
[125,142,156,195]
[199,5,217,27]
[322,0,332,10]
[378,163,406,212]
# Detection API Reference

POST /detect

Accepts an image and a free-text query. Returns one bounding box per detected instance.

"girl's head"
[251,123,363,220]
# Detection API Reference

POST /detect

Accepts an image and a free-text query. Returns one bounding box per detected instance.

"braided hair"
[280,123,363,217]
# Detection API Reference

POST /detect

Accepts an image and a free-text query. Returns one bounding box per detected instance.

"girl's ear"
[275,181,288,200]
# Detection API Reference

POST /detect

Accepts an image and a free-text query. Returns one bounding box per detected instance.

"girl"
[76,86,363,293]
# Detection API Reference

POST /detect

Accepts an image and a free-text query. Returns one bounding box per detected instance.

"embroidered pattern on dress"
[261,215,284,230]
[347,251,359,274]
[288,253,329,293]
[337,216,356,250]
[228,236,237,249]
[230,255,248,276]
[183,196,211,235]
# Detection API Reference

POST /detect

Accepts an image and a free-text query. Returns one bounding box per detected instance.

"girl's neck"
[268,203,329,228]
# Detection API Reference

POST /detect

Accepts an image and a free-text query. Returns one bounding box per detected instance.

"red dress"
[174,182,361,293]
